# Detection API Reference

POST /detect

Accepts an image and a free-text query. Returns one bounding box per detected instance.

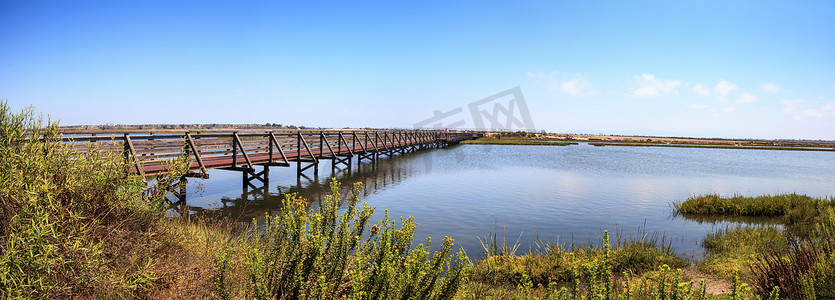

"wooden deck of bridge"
[62,130,479,184]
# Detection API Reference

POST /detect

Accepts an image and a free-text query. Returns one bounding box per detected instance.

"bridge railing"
[58,130,478,176]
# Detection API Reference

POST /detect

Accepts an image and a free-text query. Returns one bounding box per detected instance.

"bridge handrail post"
[185,132,208,176]
[123,133,144,177]
[268,131,290,165]
[232,132,254,170]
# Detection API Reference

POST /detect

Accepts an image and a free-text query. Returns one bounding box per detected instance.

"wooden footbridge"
[63,130,479,200]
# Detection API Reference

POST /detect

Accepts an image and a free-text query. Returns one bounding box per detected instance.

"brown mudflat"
[683,268,732,295]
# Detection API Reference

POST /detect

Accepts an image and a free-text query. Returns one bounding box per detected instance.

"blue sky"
[2,1,834,139]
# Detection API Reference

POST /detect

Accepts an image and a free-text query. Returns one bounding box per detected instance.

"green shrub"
[0,101,187,298]
[214,178,471,299]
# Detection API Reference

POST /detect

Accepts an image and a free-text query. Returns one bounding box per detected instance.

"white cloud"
[782,99,835,120]
[715,80,738,98]
[804,109,827,118]
[760,83,781,94]
[527,71,598,96]
[803,102,835,118]
[692,84,711,96]
[782,99,805,116]
[721,107,736,113]
[630,74,681,97]
[737,93,757,103]
[560,76,594,96]
[688,104,709,109]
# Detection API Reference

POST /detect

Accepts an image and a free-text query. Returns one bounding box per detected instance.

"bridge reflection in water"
[175,146,442,222]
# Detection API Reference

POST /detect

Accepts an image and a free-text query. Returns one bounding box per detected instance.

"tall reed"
[750,207,835,299]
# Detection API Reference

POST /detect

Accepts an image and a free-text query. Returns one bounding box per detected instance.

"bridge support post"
[161,176,187,204]
[296,132,319,177]
[242,176,269,201]
[296,171,318,188]
[243,165,269,188]
[331,132,354,169]
[357,131,377,163]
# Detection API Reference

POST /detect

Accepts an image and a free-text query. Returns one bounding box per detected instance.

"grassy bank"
[700,226,786,280]
[462,138,577,146]
[466,230,688,298]
[0,102,231,298]
[589,142,835,152]
[675,193,835,298]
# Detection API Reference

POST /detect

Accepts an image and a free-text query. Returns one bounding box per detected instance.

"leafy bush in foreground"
[213,179,471,299]
[0,101,187,298]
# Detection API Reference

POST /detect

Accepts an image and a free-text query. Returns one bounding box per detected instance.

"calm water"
[179,143,835,260]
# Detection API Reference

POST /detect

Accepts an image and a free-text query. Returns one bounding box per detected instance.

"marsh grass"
[749,207,835,299]
[700,226,786,280]
[477,223,522,257]
[466,230,777,300]
[674,192,835,299]
[674,193,835,239]
[471,229,687,290]
[672,193,830,218]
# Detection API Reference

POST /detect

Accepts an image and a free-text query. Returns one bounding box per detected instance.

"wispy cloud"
[760,83,781,94]
[693,80,740,102]
[782,99,805,120]
[803,102,835,118]
[714,80,738,102]
[692,84,711,96]
[559,75,594,96]
[721,107,736,113]
[688,104,709,109]
[737,93,757,103]
[782,99,835,120]
[527,71,599,96]
[630,74,681,97]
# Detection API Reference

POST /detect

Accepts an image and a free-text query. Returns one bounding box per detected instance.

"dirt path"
[683,268,732,295]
